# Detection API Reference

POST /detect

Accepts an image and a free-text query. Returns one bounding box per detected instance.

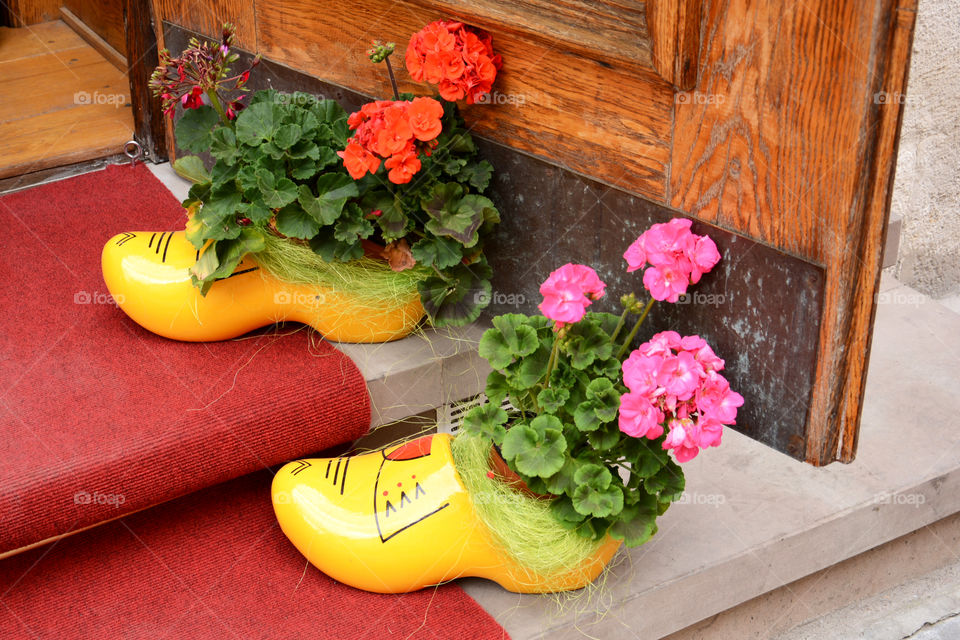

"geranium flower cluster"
[619,331,743,462]
[149,23,257,119]
[538,264,606,325]
[339,97,444,184]
[405,21,502,104]
[623,218,721,302]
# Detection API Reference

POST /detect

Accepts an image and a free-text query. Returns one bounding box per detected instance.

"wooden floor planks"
[0,20,133,179]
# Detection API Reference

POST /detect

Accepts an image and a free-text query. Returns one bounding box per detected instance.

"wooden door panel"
[150,0,917,465]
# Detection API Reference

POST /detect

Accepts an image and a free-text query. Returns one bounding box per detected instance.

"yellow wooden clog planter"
[102,231,425,343]
[272,434,621,594]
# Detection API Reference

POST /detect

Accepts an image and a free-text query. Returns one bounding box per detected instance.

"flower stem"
[543,327,562,388]
[616,298,655,359]
[609,307,630,344]
[206,89,229,125]
[384,57,401,100]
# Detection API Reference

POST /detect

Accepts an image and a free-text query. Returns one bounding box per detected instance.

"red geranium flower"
[405,21,502,105]
[339,97,444,184]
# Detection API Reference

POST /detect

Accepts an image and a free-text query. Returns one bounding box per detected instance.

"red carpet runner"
[0,164,509,638]
[0,469,508,639]
[0,164,372,553]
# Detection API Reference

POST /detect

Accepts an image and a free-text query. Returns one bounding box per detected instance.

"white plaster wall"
[890,0,960,301]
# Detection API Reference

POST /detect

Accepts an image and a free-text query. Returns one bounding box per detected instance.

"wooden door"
[146,0,917,465]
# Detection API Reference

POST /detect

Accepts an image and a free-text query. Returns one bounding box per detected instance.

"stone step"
[463,275,960,638]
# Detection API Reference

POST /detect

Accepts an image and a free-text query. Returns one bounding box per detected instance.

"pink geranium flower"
[696,371,744,424]
[662,418,701,463]
[617,332,741,464]
[643,265,690,302]
[624,218,722,303]
[618,392,665,439]
[538,264,605,326]
[622,352,661,395]
[687,235,721,284]
[657,351,704,401]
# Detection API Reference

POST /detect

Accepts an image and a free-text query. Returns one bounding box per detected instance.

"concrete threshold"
[463,274,960,639]
[336,325,489,428]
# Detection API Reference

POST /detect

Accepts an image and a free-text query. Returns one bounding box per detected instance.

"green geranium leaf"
[288,140,320,160]
[572,483,624,519]
[274,203,319,239]
[209,127,239,164]
[195,181,241,226]
[175,106,218,153]
[316,146,339,170]
[585,378,621,422]
[236,101,280,146]
[537,387,569,414]
[309,230,363,263]
[459,159,494,191]
[461,402,508,446]
[313,99,347,128]
[441,155,467,177]
[512,345,551,389]
[410,237,463,270]
[256,169,298,208]
[421,182,462,214]
[239,199,272,224]
[550,496,587,526]
[479,315,533,370]
[417,261,492,327]
[593,357,623,381]
[544,456,579,495]
[484,371,511,405]
[333,203,373,242]
[190,228,265,293]
[528,414,563,438]
[274,123,302,149]
[299,173,360,225]
[172,155,210,184]
[249,88,279,105]
[608,494,659,547]
[502,425,567,479]
[237,164,259,193]
[210,161,238,190]
[566,322,613,370]
[289,157,319,180]
[630,440,668,479]
[424,194,486,247]
[574,464,613,491]
[645,461,685,501]
[574,400,603,432]
[444,130,476,153]
[588,425,621,451]
[361,192,407,240]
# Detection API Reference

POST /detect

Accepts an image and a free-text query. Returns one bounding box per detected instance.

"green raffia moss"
[253,234,430,312]
[451,431,606,581]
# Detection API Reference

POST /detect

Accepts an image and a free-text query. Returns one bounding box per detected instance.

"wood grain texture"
[125,0,168,161]
[0,21,86,61]
[836,0,918,463]
[401,0,654,71]
[0,23,133,179]
[646,0,702,90]
[61,0,126,57]
[669,0,913,464]
[1,0,61,27]
[59,7,126,71]
[153,0,257,49]
[254,0,672,200]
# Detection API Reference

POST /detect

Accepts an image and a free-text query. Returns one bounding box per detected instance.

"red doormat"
[0,164,371,554]
[0,468,509,639]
